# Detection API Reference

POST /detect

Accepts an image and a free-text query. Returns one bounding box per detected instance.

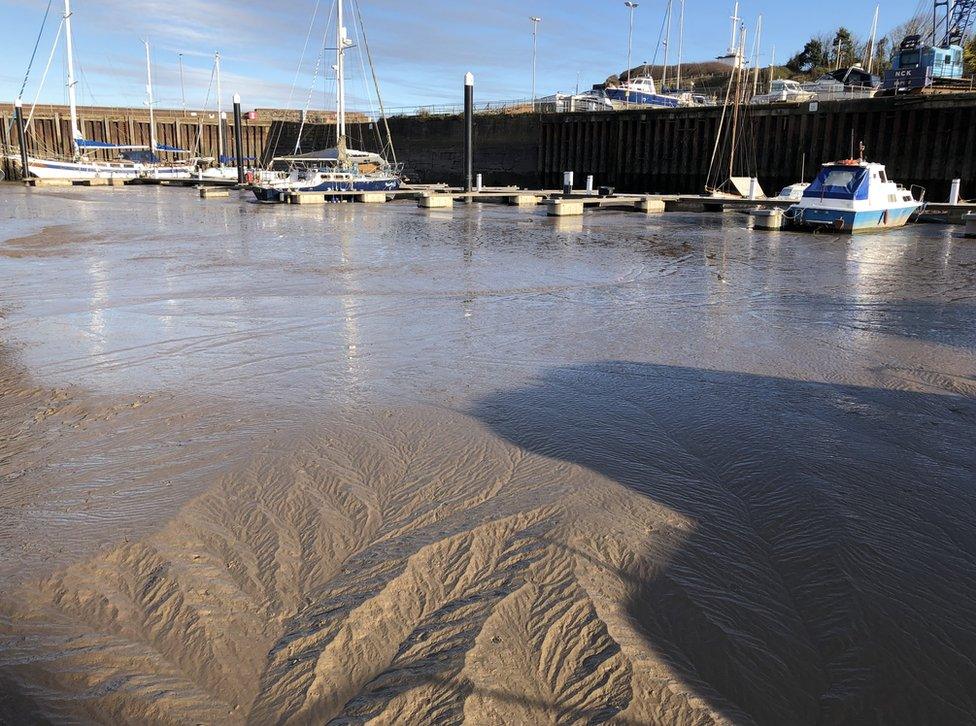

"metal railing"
[385,98,537,118]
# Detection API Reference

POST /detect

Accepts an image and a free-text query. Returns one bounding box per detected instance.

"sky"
[0,0,924,114]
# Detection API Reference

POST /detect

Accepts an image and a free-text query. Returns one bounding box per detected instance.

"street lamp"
[624,2,639,103]
[530,16,542,103]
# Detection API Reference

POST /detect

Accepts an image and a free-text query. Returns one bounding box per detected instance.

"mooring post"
[949,178,961,205]
[14,98,30,180]
[586,175,594,193]
[475,173,483,191]
[464,72,474,192]
[232,93,245,184]
[563,171,574,196]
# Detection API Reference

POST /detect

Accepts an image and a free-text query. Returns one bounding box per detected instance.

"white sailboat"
[253,0,401,201]
[8,0,194,181]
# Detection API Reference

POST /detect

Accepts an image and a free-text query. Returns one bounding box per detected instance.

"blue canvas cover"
[802,166,869,200]
[120,150,159,163]
[76,138,126,149]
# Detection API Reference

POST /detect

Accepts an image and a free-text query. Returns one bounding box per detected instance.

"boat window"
[803,166,869,198]
[823,170,857,188]
[879,170,887,183]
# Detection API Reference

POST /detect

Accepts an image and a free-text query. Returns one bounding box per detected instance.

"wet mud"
[0,186,974,724]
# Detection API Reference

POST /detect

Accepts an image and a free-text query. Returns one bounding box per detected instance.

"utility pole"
[530,17,541,103]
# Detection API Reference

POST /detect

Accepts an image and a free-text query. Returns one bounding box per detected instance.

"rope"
[293,1,337,156]
[353,0,396,163]
[265,0,325,164]
[189,59,218,158]
[349,2,380,153]
[26,18,65,132]
[18,0,54,100]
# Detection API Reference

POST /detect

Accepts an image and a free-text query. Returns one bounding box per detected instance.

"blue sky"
[0,0,922,113]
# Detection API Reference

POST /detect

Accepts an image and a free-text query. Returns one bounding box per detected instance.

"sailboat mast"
[215,52,224,164]
[865,4,880,74]
[662,0,672,90]
[751,15,763,97]
[676,0,685,90]
[63,0,81,155]
[145,41,157,153]
[729,1,740,57]
[336,0,347,152]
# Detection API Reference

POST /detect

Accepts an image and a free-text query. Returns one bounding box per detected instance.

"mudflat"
[1,186,974,724]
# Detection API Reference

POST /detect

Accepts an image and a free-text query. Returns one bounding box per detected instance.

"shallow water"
[0,185,974,724]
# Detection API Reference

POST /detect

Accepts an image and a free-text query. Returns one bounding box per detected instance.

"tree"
[786,38,830,73]
[966,35,976,77]
[831,27,857,68]
[872,37,892,74]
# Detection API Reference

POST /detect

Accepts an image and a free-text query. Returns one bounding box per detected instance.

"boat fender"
[245,171,254,184]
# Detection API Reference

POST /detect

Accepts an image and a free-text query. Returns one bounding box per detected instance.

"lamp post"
[530,16,541,103]
[178,53,187,116]
[624,2,639,103]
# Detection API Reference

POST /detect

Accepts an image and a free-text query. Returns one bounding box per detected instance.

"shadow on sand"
[471,361,976,725]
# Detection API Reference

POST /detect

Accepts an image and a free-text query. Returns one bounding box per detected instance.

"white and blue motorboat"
[253,0,401,201]
[605,75,680,109]
[785,158,923,233]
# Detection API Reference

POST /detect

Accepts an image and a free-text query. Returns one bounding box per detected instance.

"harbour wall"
[265,93,976,199]
[4,94,976,199]
[0,105,340,180]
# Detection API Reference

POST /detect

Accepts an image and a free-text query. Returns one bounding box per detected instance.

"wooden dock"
[17,174,976,225]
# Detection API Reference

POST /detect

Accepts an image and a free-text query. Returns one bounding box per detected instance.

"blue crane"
[882,0,975,92]
[937,0,976,46]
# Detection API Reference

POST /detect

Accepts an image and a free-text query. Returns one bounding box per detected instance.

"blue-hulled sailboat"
[253,0,401,202]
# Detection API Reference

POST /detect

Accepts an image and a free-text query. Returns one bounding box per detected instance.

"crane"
[882,0,975,93]
[936,0,976,46]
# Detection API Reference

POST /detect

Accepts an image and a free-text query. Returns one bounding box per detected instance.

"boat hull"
[252,177,401,202]
[18,156,194,180]
[787,204,920,233]
[604,88,680,108]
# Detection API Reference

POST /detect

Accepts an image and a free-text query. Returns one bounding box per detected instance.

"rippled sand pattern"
[0,186,974,724]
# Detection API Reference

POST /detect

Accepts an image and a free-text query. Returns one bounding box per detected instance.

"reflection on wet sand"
[0,186,974,724]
